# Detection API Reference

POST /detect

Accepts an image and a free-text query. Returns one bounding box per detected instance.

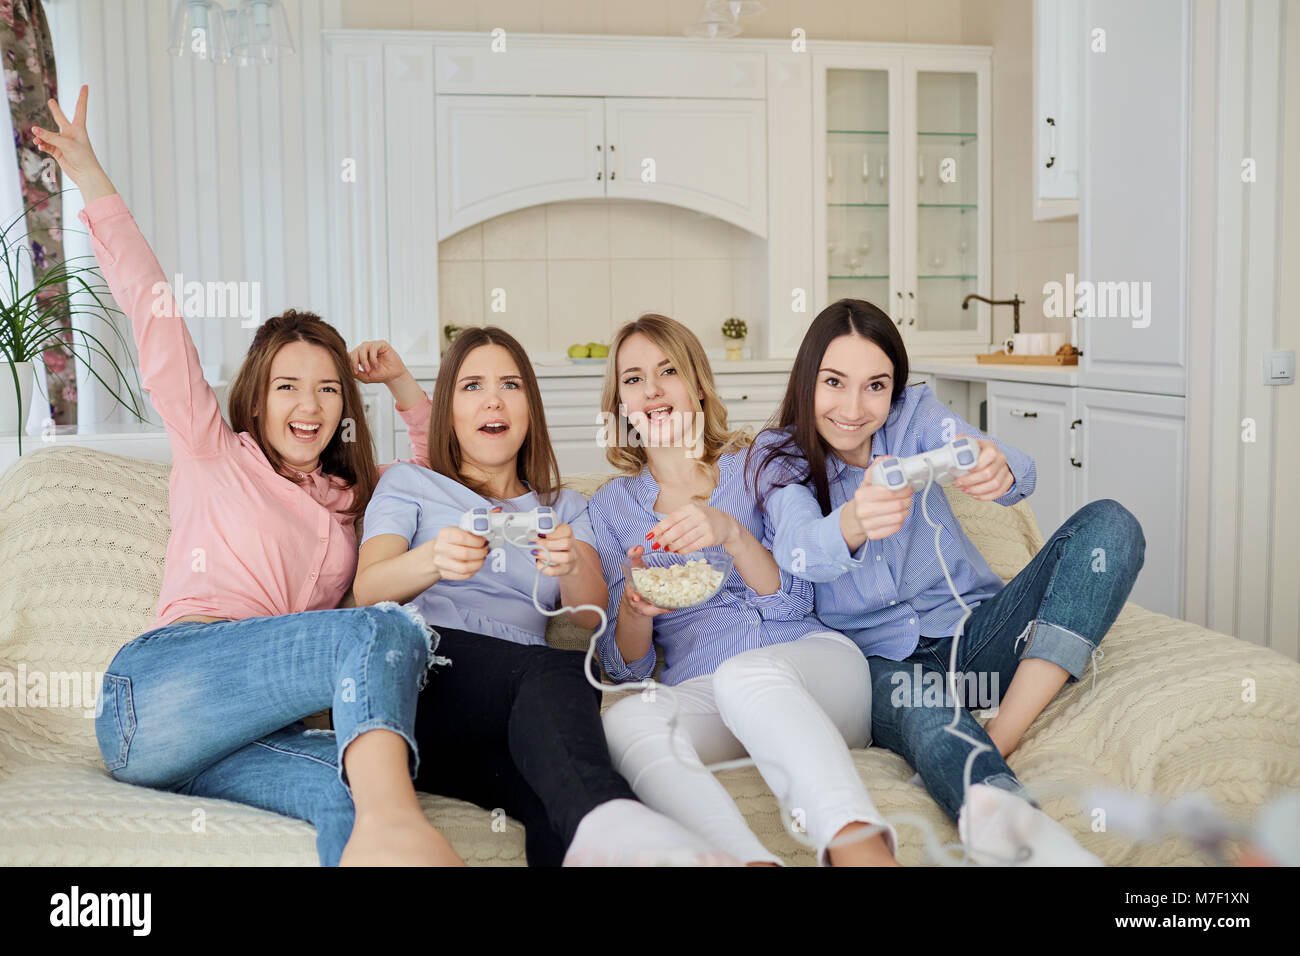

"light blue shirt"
[588,450,827,686]
[752,384,1036,661]
[361,463,597,646]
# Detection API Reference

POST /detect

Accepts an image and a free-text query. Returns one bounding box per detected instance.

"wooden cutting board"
[976,350,1079,365]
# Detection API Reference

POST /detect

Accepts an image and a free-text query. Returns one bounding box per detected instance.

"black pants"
[412,627,637,866]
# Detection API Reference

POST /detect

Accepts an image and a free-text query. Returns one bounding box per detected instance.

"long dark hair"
[748,298,910,515]
[228,309,377,519]
[426,326,561,504]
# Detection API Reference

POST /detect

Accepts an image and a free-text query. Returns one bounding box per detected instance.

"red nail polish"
[646,532,655,540]
[651,542,660,550]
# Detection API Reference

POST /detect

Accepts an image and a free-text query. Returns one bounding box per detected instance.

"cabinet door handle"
[1069,417,1082,467]
[596,144,603,181]
[1009,408,1039,418]
[608,143,616,180]
[894,290,904,325]
[907,290,916,326]
[1045,116,1057,169]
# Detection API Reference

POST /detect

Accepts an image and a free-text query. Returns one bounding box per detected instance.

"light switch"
[1263,350,1295,386]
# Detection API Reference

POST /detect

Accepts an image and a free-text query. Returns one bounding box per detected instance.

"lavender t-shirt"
[361,463,597,646]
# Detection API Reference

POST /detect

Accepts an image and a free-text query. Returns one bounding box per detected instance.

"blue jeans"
[94,603,439,866]
[866,498,1145,822]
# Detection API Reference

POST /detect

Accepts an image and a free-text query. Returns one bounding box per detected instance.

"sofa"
[1,445,1298,866]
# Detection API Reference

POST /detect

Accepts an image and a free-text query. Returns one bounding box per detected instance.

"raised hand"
[348,340,410,385]
[31,85,115,203]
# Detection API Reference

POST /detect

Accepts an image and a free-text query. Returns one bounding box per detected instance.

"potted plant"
[1,199,147,454]
[721,316,748,361]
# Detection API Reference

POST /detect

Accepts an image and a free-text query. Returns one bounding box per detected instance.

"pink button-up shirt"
[79,193,434,631]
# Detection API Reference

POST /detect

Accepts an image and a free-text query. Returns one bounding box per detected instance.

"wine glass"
[855,232,873,271]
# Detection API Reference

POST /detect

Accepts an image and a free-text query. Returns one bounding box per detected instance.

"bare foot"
[828,827,902,867]
[339,809,466,867]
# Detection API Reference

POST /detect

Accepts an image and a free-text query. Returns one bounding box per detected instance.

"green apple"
[588,343,609,358]
[568,343,590,359]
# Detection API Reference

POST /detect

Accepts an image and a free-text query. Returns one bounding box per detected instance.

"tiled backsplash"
[438,199,768,355]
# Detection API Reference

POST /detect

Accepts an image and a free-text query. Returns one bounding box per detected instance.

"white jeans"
[601,631,898,865]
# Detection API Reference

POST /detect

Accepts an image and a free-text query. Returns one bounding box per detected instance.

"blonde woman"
[588,314,900,866]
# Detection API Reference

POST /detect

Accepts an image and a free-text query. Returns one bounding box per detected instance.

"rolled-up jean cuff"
[1019,620,1096,682]
[335,718,422,798]
[978,771,1040,810]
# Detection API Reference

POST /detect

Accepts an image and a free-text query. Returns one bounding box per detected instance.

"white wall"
[1185,0,1298,660]
[45,0,342,425]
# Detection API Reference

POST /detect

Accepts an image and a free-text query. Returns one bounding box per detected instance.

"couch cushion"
[5,446,1299,868]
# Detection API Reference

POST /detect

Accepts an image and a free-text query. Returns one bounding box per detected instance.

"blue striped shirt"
[587,450,828,686]
[751,384,1036,661]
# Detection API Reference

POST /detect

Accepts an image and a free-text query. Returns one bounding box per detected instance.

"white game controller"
[870,436,980,492]
[458,506,556,551]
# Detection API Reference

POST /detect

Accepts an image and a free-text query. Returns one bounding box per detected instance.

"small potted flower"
[722,316,747,361]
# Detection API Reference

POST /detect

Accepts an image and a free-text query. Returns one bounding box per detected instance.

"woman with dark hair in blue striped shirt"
[590,313,899,867]
[750,298,1145,864]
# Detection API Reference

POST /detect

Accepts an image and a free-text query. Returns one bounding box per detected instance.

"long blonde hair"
[601,314,751,492]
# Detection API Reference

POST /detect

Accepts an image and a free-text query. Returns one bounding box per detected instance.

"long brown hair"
[601,313,751,492]
[228,309,377,518]
[749,298,910,515]
[426,326,561,504]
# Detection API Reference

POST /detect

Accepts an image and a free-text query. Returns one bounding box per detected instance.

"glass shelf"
[827,129,889,135]
[917,131,977,137]
[829,274,890,280]
[828,202,889,208]
[918,274,977,280]
[917,203,976,208]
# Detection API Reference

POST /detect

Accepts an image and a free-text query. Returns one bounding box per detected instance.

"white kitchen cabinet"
[916,360,1187,619]
[436,95,766,240]
[985,379,1078,538]
[812,49,992,355]
[1033,0,1082,218]
[1074,387,1185,618]
[603,98,766,236]
[435,96,606,239]
[1077,0,1189,397]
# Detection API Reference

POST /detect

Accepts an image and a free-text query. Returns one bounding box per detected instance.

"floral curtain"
[0,0,74,424]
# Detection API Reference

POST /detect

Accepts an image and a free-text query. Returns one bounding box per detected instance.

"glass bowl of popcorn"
[622,551,734,610]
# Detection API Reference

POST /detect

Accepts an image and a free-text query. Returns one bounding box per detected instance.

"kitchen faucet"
[962,293,1023,334]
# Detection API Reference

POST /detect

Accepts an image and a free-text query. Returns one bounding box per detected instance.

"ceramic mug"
[1002,333,1033,354]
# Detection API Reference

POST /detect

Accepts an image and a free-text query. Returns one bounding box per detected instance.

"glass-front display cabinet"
[814,51,991,353]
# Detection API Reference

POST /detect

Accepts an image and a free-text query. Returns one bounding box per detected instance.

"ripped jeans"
[94,603,441,866]
[866,498,1145,822]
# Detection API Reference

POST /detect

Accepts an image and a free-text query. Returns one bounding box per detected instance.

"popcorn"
[630,558,725,609]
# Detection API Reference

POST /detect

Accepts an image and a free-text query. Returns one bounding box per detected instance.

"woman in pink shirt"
[34,87,461,866]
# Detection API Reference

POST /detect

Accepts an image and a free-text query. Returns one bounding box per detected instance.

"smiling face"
[813,333,896,468]
[616,332,703,450]
[259,339,346,474]
[452,343,529,472]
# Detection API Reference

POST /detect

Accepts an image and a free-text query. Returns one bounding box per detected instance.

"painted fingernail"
[645,532,655,540]
[538,533,547,538]
[651,542,660,550]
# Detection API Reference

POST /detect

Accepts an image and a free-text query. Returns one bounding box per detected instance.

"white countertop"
[910,355,1079,386]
